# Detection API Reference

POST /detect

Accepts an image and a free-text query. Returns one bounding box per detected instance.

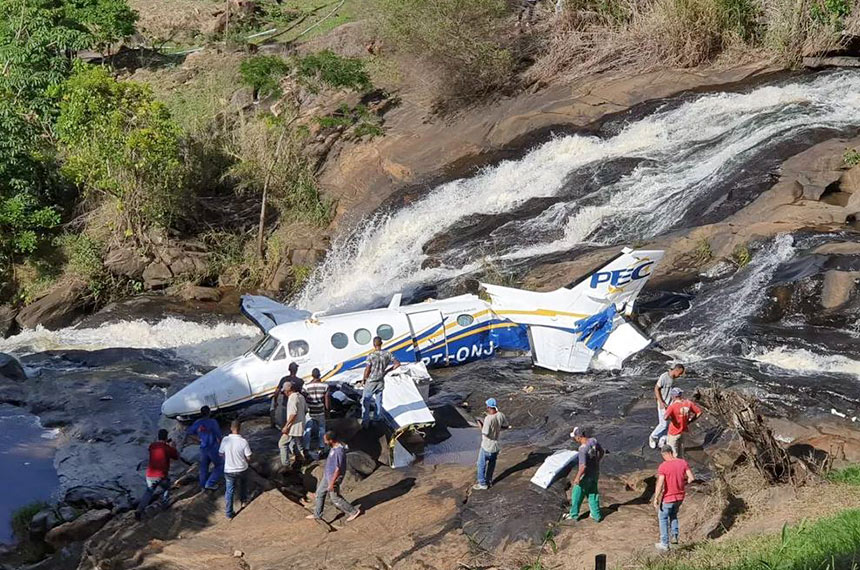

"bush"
[377,0,515,100]
[296,50,371,92]
[55,65,187,239]
[57,233,114,300]
[239,55,290,98]
[10,501,49,540]
[844,148,860,167]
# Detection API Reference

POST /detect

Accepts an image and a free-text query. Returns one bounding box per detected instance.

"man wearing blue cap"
[474,398,506,491]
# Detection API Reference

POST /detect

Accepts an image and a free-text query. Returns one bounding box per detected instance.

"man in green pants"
[563,426,605,523]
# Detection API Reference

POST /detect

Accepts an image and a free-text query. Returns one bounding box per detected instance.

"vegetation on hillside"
[643,508,860,570]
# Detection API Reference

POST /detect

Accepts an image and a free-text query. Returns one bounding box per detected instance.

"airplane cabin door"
[406,310,448,365]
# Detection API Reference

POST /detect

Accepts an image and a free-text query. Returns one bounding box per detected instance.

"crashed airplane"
[162,247,663,419]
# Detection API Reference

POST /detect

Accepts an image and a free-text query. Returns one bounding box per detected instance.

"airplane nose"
[161,393,188,418]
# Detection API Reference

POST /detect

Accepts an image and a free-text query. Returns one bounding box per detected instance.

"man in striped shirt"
[303,368,331,455]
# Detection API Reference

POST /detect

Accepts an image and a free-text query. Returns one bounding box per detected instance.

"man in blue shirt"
[306,431,362,522]
[185,406,223,490]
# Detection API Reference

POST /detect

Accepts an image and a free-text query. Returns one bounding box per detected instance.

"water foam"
[297,72,860,312]
[0,317,259,367]
[750,347,860,378]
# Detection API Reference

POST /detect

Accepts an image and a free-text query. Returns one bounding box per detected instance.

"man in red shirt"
[653,445,695,550]
[663,388,701,458]
[135,429,179,520]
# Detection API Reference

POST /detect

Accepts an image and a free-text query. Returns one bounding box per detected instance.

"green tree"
[55,65,186,240]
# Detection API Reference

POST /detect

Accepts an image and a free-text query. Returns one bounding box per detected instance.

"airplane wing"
[482,247,663,373]
[239,294,311,333]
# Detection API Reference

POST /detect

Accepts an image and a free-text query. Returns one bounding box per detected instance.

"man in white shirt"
[649,364,685,449]
[219,419,252,519]
[279,380,307,468]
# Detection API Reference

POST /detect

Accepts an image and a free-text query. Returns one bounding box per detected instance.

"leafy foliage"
[297,50,371,92]
[844,148,860,167]
[239,55,291,98]
[10,501,49,540]
[810,0,852,28]
[55,65,187,238]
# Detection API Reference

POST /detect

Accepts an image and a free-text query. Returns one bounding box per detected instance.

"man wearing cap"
[649,364,685,449]
[653,444,695,550]
[473,398,506,491]
[663,388,701,458]
[564,427,605,522]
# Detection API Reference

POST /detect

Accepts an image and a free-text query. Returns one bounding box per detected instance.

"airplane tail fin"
[481,247,664,373]
[565,247,665,315]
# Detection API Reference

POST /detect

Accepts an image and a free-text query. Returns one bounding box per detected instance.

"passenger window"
[288,340,309,357]
[377,324,394,341]
[272,346,286,361]
[457,314,475,327]
[331,332,348,349]
[354,328,372,345]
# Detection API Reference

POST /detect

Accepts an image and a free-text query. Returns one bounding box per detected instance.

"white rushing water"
[0,317,259,367]
[749,346,860,378]
[297,71,860,312]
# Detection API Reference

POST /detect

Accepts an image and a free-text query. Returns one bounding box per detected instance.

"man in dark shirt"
[303,368,330,454]
[135,429,179,520]
[563,426,605,523]
[306,431,362,522]
[271,362,302,428]
[184,406,223,490]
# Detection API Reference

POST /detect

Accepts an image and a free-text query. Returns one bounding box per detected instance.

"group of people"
[472,363,702,552]
[133,336,403,522]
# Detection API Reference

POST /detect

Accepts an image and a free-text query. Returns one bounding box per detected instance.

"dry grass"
[128,0,221,44]
[529,0,856,84]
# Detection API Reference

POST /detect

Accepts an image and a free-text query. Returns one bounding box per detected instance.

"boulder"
[346,450,378,479]
[265,260,294,292]
[28,509,60,537]
[821,270,859,309]
[142,262,173,290]
[64,486,118,510]
[178,284,222,303]
[0,305,17,338]
[15,281,88,330]
[289,248,325,267]
[103,248,149,279]
[230,87,255,109]
[44,509,112,548]
[0,353,25,381]
[842,165,860,195]
[58,505,78,523]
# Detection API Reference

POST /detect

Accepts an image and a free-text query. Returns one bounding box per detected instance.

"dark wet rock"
[346,450,378,479]
[803,56,860,69]
[142,262,172,290]
[64,487,118,510]
[103,248,149,279]
[58,505,78,523]
[15,281,89,331]
[0,305,17,338]
[44,508,112,548]
[111,495,133,515]
[0,353,26,381]
[28,509,59,537]
[460,449,562,549]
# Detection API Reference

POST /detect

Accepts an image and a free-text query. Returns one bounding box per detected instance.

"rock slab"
[45,508,112,548]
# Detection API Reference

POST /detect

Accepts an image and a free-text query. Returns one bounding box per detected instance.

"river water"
[0,405,59,544]
[1,70,860,529]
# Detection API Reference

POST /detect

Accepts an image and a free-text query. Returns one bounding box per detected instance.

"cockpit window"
[272,346,286,361]
[253,335,280,361]
[288,340,309,357]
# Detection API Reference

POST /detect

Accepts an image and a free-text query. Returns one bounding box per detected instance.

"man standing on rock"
[653,444,695,550]
[271,362,302,428]
[220,419,252,520]
[664,388,701,458]
[474,398,506,491]
[303,368,330,456]
[361,336,400,428]
[563,426,604,523]
[185,406,223,490]
[279,380,307,468]
[649,364,685,449]
[135,429,179,520]
[306,431,362,523]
